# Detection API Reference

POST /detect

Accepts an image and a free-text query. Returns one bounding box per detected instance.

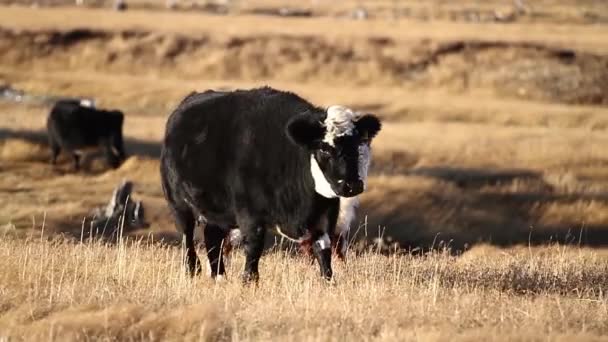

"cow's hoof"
[213,274,227,283]
[187,262,203,277]
[241,272,259,285]
[322,277,337,286]
[320,268,333,282]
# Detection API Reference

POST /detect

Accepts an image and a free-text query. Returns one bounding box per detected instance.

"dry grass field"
[0,233,607,341]
[1,0,608,340]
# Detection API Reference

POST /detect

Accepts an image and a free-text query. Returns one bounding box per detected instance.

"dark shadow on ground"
[408,166,545,189]
[362,165,608,254]
[0,128,161,158]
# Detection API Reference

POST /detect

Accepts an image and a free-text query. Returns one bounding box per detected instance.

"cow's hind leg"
[204,223,228,278]
[172,207,201,276]
[239,218,266,283]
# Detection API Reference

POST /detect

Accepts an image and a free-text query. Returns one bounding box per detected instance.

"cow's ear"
[355,114,381,142]
[286,114,325,149]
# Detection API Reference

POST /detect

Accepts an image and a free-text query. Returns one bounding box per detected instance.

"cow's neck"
[310,155,339,199]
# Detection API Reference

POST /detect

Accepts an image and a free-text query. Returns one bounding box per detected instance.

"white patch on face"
[323,105,358,147]
[316,233,331,250]
[313,106,373,197]
[310,155,339,198]
[358,144,371,188]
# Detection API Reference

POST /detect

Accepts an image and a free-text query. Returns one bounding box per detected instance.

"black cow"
[160,87,381,282]
[47,100,126,171]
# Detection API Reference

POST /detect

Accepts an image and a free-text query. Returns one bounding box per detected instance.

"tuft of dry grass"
[0,232,606,341]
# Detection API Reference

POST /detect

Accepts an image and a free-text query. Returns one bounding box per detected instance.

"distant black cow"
[160,87,381,282]
[47,100,126,171]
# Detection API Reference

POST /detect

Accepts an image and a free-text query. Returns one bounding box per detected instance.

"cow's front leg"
[312,233,333,280]
[241,223,266,284]
[204,223,228,279]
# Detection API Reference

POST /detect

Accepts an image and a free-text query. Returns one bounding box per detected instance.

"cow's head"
[108,110,127,168]
[287,105,381,198]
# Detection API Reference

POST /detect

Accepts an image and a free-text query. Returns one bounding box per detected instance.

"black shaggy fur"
[47,100,126,170]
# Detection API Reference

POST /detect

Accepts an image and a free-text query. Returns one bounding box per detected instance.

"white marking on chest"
[315,233,331,250]
[310,155,338,198]
[323,105,357,147]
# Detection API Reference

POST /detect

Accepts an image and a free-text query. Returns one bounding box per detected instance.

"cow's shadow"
[0,128,161,159]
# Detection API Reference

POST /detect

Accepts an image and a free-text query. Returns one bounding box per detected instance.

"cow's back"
[47,101,121,148]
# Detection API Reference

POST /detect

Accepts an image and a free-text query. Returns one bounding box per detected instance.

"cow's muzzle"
[339,179,364,197]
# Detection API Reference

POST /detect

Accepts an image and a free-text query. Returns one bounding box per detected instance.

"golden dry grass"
[0,231,607,341]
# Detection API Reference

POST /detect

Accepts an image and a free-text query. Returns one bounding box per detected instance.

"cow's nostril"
[340,181,359,196]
